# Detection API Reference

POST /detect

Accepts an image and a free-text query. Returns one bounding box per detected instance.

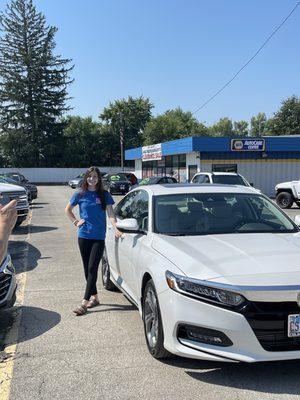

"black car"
[0,175,38,201]
[130,176,177,191]
[105,174,131,195]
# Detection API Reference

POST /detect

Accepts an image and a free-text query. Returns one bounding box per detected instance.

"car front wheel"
[276,192,293,209]
[142,280,170,359]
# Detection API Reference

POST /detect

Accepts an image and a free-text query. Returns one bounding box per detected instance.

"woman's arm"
[0,200,17,265]
[106,205,123,238]
[65,203,85,227]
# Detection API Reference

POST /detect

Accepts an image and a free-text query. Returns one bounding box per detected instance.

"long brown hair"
[80,166,106,210]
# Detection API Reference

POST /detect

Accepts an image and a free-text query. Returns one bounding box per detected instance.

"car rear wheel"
[276,192,293,209]
[101,248,117,291]
[142,280,170,359]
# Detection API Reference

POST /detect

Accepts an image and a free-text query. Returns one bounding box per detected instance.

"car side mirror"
[116,218,144,234]
[294,215,300,227]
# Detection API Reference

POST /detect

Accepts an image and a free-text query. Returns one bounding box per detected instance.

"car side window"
[193,174,205,183]
[131,190,149,231]
[166,178,175,184]
[203,175,210,183]
[115,190,149,231]
[114,192,139,219]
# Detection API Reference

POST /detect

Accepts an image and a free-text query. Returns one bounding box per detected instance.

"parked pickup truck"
[275,180,300,209]
[0,183,29,226]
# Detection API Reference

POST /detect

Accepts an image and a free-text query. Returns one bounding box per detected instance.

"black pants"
[78,238,105,301]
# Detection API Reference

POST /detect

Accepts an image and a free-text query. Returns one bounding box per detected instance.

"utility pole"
[119,112,124,171]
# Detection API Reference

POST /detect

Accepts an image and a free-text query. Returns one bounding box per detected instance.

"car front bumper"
[0,268,17,309]
[158,288,300,363]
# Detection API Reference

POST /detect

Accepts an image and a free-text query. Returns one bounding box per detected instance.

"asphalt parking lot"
[2,186,300,400]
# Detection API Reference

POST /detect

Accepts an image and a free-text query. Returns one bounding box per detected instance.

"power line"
[192,2,300,116]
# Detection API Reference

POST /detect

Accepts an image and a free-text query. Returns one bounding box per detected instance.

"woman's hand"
[76,219,85,227]
[115,228,123,238]
[0,199,18,233]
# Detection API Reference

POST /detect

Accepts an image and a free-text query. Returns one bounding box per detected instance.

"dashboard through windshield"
[154,193,297,235]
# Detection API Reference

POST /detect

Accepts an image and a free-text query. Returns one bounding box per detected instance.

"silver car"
[0,254,16,309]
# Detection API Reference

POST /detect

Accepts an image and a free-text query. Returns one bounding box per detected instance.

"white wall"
[0,167,133,183]
[186,152,201,180]
[134,160,142,179]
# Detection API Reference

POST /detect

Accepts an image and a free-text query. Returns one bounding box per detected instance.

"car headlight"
[0,254,15,274]
[166,271,246,308]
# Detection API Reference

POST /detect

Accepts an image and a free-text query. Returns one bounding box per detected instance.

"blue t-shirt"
[70,190,114,240]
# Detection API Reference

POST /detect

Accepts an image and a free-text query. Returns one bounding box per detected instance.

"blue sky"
[0,0,299,125]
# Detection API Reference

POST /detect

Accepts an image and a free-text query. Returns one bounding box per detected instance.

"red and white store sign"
[142,144,162,161]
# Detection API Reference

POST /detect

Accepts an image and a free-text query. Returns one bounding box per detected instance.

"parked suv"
[275,180,300,209]
[0,175,37,202]
[0,183,29,226]
[191,172,252,187]
[0,254,17,309]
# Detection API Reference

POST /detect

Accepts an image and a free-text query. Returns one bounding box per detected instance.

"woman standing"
[65,166,122,316]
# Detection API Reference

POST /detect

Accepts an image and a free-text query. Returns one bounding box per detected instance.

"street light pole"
[120,123,124,171]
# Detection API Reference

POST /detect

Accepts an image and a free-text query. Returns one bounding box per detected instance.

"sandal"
[73,304,87,316]
[86,298,100,309]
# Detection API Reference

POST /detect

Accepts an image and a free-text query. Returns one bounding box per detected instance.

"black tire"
[296,201,300,209]
[101,248,117,291]
[142,280,171,359]
[7,291,16,308]
[276,192,293,209]
[14,216,26,227]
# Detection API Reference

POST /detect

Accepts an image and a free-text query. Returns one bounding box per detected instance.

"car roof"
[133,183,258,196]
[195,172,240,176]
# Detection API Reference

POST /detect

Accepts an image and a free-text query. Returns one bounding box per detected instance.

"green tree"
[209,117,233,136]
[0,0,73,167]
[266,96,300,135]
[233,120,249,137]
[250,112,267,136]
[100,96,153,167]
[62,116,103,167]
[143,108,207,145]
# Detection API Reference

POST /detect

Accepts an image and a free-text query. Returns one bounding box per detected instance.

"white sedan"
[104,184,300,363]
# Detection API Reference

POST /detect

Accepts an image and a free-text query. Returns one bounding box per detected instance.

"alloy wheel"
[144,287,159,348]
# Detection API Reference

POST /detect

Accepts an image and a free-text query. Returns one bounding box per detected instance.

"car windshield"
[0,176,18,184]
[139,178,158,185]
[212,175,247,186]
[154,193,297,235]
[109,174,128,182]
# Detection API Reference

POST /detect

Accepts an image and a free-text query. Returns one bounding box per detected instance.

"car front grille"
[2,191,28,208]
[242,301,300,352]
[0,272,12,302]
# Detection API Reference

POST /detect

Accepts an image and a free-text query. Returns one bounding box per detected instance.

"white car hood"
[276,181,299,188]
[152,233,300,285]
[0,182,25,192]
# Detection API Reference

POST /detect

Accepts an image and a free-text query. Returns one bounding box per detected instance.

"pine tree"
[0,0,73,166]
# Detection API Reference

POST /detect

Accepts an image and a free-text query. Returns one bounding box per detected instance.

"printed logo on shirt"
[96,197,101,204]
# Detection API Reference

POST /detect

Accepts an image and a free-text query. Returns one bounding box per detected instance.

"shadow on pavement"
[89,303,136,313]
[8,241,47,274]
[13,225,58,235]
[0,306,60,349]
[162,356,300,395]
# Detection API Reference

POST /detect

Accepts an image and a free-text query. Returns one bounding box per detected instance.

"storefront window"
[142,154,186,181]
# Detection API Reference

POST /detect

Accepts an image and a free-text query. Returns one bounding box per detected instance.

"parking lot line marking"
[0,210,32,400]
